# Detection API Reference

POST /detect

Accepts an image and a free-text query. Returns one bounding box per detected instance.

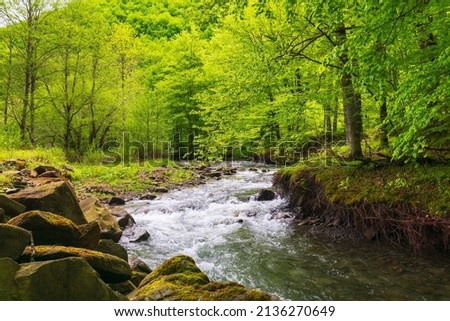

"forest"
[1,0,450,304]
[0,0,448,164]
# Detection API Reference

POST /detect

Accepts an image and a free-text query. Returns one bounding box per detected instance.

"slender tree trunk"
[89,57,99,145]
[4,36,13,126]
[333,94,338,134]
[121,55,126,132]
[29,71,37,146]
[336,24,363,160]
[379,100,389,147]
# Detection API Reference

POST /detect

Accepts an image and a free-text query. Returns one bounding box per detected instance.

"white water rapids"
[123,165,450,300]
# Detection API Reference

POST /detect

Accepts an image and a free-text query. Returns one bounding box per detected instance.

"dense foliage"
[0,0,448,162]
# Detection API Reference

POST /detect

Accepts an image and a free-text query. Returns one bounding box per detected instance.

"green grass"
[0,148,195,195]
[0,147,68,169]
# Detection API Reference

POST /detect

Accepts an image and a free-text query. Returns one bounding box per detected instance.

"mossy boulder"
[20,245,131,284]
[108,280,136,296]
[80,197,122,242]
[8,181,87,225]
[0,257,126,300]
[0,224,31,260]
[7,211,81,246]
[96,239,128,261]
[128,255,275,301]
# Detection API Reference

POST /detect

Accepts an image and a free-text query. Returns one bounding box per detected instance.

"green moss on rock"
[7,211,81,246]
[128,255,275,301]
[20,245,131,283]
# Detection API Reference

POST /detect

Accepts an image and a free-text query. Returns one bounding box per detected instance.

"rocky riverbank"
[0,161,274,301]
[274,164,450,254]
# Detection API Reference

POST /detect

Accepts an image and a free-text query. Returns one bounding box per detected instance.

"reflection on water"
[123,166,450,300]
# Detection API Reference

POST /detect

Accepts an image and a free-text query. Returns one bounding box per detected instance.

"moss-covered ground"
[277,161,450,218]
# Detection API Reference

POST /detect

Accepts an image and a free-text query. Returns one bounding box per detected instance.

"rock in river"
[80,197,122,242]
[129,255,275,301]
[256,189,276,201]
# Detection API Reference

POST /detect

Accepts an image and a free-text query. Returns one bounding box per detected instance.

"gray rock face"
[8,181,87,225]
[0,257,126,300]
[0,224,31,260]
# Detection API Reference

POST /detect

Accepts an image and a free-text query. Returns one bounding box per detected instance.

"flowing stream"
[123,165,450,300]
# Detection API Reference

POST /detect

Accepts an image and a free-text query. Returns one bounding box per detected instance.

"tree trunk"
[4,36,13,126]
[336,24,363,160]
[379,100,389,147]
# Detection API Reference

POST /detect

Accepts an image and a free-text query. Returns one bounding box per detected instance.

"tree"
[0,0,58,145]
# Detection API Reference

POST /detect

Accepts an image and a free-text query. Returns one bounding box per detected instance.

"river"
[123,165,450,300]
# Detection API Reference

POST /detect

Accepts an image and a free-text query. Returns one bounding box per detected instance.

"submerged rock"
[0,224,31,260]
[0,257,125,300]
[20,245,131,284]
[9,181,87,225]
[129,255,275,301]
[7,211,81,246]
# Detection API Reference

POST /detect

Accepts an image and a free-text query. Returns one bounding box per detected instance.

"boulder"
[134,255,209,290]
[130,271,148,288]
[77,221,101,249]
[7,211,81,246]
[0,257,125,300]
[80,197,122,242]
[0,224,31,260]
[154,187,169,193]
[139,194,157,201]
[20,245,131,284]
[8,181,87,225]
[96,239,128,261]
[0,208,5,223]
[0,195,26,217]
[122,226,150,243]
[38,171,60,178]
[129,255,275,301]
[108,281,136,296]
[256,189,276,201]
[129,255,152,274]
[109,197,126,206]
[34,165,61,176]
[110,207,135,229]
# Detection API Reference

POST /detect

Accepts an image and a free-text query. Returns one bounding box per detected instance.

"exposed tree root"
[274,169,450,253]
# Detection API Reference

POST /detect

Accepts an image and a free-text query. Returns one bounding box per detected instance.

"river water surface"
[123,166,450,300]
